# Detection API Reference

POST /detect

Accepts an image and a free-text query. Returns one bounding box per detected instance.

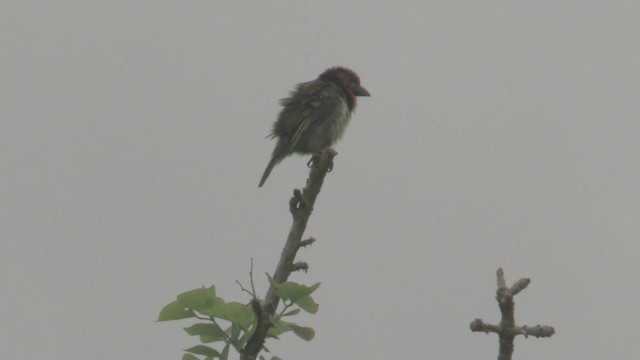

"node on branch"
[470,268,555,360]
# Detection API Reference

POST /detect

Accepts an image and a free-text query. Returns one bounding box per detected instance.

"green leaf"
[181,354,200,360]
[289,323,315,341]
[177,287,218,312]
[200,302,255,329]
[183,323,227,343]
[274,320,315,341]
[270,356,283,360]
[268,320,292,337]
[229,322,241,342]
[236,321,256,348]
[293,295,319,314]
[281,308,301,317]
[185,345,221,357]
[158,300,195,321]
[267,275,320,302]
[221,343,230,360]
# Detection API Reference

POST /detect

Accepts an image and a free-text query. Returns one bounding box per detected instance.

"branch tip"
[472,269,555,359]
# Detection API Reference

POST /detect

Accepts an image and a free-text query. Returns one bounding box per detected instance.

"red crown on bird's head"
[318,67,361,87]
[318,67,370,110]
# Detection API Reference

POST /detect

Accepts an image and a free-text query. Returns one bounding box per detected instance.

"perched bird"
[259,67,370,187]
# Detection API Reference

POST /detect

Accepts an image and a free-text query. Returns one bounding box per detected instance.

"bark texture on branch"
[241,149,336,360]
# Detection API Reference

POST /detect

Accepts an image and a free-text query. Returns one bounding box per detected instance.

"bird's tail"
[258,156,279,187]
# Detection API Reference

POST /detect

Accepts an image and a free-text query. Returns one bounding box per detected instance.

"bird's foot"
[306,155,319,168]
[325,148,337,172]
[307,148,337,171]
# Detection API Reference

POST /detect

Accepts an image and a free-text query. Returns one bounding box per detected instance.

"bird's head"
[319,67,370,110]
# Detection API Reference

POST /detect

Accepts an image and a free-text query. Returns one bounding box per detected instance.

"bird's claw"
[307,155,319,168]
[307,152,335,172]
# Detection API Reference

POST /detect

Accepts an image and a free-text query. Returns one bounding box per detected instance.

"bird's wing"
[275,82,344,153]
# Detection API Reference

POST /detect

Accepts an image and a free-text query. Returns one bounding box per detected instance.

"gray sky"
[2,1,639,359]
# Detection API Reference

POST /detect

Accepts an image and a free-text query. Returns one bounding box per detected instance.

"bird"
[259,67,370,187]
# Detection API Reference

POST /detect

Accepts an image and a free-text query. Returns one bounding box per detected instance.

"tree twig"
[470,268,555,360]
[240,149,337,360]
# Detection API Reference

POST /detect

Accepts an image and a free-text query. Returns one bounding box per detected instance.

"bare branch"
[471,268,555,360]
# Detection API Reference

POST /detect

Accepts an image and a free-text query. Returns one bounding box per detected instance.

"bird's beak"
[351,84,371,97]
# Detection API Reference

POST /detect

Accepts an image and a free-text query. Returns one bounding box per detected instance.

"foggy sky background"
[2,1,639,359]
